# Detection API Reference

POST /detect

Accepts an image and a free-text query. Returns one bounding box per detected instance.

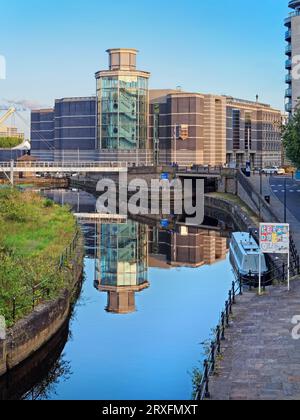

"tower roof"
[289,0,300,9]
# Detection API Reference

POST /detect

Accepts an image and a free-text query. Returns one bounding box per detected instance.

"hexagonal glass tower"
[96,49,150,151]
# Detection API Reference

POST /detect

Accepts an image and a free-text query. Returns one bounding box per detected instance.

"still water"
[7,190,235,400]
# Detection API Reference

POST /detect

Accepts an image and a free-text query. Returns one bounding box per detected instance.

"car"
[261,166,285,175]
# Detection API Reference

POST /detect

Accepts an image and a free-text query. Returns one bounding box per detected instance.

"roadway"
[269,176,300,223]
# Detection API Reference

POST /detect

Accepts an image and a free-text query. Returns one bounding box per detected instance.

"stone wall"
[205,195,256,232]
[0,236,84,377]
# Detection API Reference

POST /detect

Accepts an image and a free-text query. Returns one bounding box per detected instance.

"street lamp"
[284,177,287,223]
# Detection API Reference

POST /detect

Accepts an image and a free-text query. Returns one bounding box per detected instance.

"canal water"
[5,190,235,400]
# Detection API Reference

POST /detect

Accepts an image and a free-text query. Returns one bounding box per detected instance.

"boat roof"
[232,232,260,254]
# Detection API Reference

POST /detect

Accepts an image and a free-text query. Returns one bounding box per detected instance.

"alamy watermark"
[0,316,6,340]
[0,55,6,80]
[95,173,205,225]
[291,316,300,340]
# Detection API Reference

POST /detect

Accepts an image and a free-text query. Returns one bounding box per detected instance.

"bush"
[44,198,54,208]
[0,137,22,148]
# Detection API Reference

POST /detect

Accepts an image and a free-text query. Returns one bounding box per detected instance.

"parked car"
[261,166,285,175]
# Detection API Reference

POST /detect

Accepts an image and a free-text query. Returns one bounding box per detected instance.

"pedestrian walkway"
[209,278,300,400]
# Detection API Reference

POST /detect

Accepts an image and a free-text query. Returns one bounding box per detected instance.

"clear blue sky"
[0,0,290,111]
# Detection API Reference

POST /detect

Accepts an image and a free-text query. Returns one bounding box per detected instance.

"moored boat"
[230,232,270,286]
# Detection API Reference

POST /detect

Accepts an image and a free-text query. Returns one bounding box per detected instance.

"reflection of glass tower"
[95,221,149,314]
[96,49,150,150]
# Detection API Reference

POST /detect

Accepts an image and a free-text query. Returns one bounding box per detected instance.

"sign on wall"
[260,223,290,254]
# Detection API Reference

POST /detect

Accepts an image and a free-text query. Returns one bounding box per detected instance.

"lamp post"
[284,178,287,224]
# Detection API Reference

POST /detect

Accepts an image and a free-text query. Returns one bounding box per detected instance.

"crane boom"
[0,107,16,127]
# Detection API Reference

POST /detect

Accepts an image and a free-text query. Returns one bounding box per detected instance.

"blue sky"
[0,0,290,112]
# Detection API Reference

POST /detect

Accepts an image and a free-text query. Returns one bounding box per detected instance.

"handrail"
[0,161,128,169]
[8,228,81,324]
[195,278,242,400]
[195,252,300,401]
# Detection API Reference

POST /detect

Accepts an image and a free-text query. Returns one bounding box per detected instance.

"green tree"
[283,109,300,169]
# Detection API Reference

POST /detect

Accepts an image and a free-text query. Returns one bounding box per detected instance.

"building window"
[245,112,252,150]
[232,110,240,150]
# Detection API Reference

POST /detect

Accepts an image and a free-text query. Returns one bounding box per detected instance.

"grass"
[0,137,22,148]
[0,188,78,327]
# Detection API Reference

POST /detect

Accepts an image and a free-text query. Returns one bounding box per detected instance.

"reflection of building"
[149,225,227,268]
[94,221,149,314]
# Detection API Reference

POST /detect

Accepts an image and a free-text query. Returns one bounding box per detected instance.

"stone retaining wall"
[0,236,84,377]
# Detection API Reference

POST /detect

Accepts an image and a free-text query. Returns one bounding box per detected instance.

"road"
[269,176,300,223]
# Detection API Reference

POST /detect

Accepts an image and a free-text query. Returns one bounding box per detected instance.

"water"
[1,190,235,400]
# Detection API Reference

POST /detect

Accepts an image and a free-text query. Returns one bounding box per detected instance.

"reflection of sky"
[48,256,233,400]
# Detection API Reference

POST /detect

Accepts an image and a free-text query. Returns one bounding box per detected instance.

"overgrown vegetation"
[0,189,78,327]
[283,109,300,169]
[0,137,22,148]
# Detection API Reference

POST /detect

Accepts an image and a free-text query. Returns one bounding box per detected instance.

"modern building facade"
[150,91,282,168]
[30,48,282,168]
[95,49,151,162]
[31,97,96,161]
[226,97,282,168]
[31,109,55,159]
[149,90,226,167]
[285,1,300,116]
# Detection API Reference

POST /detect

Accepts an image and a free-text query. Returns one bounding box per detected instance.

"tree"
[283,109,300,169]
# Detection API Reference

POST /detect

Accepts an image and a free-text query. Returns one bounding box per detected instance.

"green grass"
[0,189,78,326]
[0,137,22,148]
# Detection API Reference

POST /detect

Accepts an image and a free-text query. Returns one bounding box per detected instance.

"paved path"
[209,279,300,400]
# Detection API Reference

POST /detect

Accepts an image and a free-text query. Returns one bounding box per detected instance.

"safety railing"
[195,278,242,401]
[0,161,128,169]
[195,253,300,401]
[6,228,80,325]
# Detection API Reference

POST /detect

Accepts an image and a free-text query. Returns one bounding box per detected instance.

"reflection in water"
[0,189,235,400]
[0,323,71,401]
[94,221,149,314]
[149,225,227,269]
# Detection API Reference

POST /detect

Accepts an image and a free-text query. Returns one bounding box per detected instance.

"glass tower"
[96,49,150,150]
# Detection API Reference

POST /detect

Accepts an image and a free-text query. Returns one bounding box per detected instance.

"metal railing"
[7,229,80,324]
[0,161,128,169]
[195,278,242,401]
[195,249,300,401]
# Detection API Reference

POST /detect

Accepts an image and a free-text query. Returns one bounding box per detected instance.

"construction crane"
[0,107,16,127]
